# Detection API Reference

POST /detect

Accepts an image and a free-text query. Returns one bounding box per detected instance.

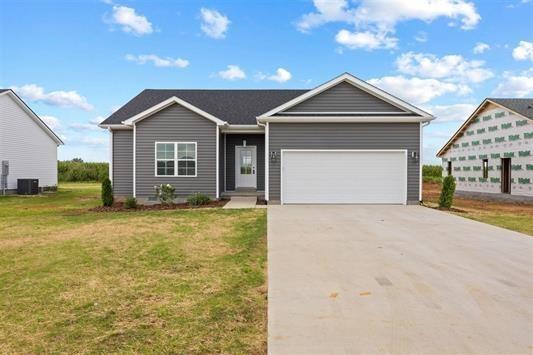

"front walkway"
[268,205,533,354]
[223,196,263,209]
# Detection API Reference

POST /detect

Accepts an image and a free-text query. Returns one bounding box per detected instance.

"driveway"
[268,205,533,354]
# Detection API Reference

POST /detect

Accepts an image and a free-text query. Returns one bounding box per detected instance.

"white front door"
[235,146,257,189]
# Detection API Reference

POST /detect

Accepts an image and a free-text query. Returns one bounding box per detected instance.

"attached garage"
[281,150,407,204]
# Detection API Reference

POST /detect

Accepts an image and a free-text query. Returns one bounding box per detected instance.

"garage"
[280,150,407,204]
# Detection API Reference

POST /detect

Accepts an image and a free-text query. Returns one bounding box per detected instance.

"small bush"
[154,184,175,204]
[101,178,114,206]
[187,192,211,206]
[124,197,137,209]
[439,175,456,208]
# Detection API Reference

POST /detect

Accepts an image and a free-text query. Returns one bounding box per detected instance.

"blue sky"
[1,0,532,163]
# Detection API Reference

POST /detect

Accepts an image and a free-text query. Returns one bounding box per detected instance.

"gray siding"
[283,82,405,113]
[224,134,265,191]
[268,123,420,202]
[112,129,133,196]
[136,104,217,198]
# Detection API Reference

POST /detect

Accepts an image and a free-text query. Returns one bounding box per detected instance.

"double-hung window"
[155,142,197,177]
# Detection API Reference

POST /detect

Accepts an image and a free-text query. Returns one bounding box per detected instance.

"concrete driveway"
[268,205,533,354]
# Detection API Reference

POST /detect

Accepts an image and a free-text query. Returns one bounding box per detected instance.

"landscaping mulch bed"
[89,199,228,212]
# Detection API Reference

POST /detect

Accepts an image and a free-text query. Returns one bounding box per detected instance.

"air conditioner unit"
[17,179,39,195]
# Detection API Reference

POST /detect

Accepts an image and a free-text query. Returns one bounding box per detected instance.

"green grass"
[0,183,267,353]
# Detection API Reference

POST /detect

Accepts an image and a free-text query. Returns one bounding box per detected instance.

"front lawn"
[0,183,267,353]
[423,181,533,236]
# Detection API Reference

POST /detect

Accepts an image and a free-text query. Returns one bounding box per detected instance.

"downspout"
[420,120,431,202]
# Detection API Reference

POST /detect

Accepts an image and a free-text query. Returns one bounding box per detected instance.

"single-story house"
[99,73,434,204]
[0,89,64,195]
[437,98,533,198]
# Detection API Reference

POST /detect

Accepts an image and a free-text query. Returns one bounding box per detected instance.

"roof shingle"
[488,98,533,119]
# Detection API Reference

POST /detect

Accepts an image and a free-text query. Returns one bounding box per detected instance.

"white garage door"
[281,150,407,204]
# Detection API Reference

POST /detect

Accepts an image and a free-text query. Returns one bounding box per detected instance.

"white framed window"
[155,142,197,177]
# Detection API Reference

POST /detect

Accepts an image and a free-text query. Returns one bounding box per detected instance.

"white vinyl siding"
[281,150,407,204]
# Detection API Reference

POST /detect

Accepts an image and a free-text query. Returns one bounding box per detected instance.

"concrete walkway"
[268,205,533,354]
[223,196,260,209]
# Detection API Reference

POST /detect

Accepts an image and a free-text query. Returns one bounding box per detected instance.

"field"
[0,183,267,353]
[423,181,533,235]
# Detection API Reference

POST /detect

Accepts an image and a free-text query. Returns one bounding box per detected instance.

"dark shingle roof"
[488,98,533,119]
[0,89,10,94]
[101,89,309,125]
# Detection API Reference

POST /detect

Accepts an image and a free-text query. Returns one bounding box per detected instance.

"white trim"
[216,126,219,199]
[265,122,269,201]
[419,122,422,201]
[98,124,133,130]
[280,149,408,205]
[109,128,113,183]
[224,133,227,193]
[221,124,264,134]
[277,111,415,115]
[0,90,64,145]
[122,96,227,126]
[154,141,198,178]
[257,73,434,119]
[133,124,136,198]
[257,116,433,123]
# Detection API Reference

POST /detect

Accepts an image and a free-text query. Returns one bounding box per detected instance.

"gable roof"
[100,89,308,126]
[436,98,533,157]
[0,89,64,145]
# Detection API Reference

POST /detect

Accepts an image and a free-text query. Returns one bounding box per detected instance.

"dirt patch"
[89,199,228,212]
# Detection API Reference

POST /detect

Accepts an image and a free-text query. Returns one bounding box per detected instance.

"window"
[155,142,197,177]
[482,159,489,179]
[447,161,452,176]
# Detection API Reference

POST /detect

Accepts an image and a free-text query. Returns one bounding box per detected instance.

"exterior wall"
[112,129,133,197]
[441,104,533,197]
[268,123,420,202]
[224,134,265,191]
[0,94,58,190]
[135,103,217,199]
[282,81,405,113]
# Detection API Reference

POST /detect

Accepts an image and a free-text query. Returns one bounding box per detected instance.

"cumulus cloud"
[368,76,471,104]
[257,68,293,83]
[200,8,230,39]
[10,84,93,111]
[335,29,398,50]
[395,52,493,83]
[41,115,62,130]
[414,31,428,43]
[512,41,533,61]
[296,0,480,50]
[110,5,153,36]
[217,65,246,80]
[125,54,189,68]
[423,103,476,123]
[81,137,107,146]
[492,70,533,97]
[473,42,490,54]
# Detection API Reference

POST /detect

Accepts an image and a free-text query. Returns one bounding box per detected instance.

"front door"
[235,146,257,189]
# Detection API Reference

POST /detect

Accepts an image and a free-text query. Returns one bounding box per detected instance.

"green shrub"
[58,160,108,182]
[101,178,114,206]
[154,184,175,204]
[124,197,137,209]
[438,175,456,209]
[187,192,211,206]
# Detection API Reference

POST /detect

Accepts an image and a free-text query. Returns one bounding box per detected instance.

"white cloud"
[423,103,476,123]
[335,29,398,50]
[70,116,106,131]
[111,5,153,36]
[414,31,428,43]
[395,52,493,83]
[512,41,533,61]
[297,0,480,50]
[41,115,62,130]
[90,116,105,125]
[200,8,230,39]
[81,136,107,146]
[368,76,471,104]
[217,65,246,80]
[125,54,189,68]
[10,84,93,111]
[492,71,533,97]
[473,42,490,54]
[257,68,293,83]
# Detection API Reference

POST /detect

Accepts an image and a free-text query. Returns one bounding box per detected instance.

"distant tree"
[71,158,84,163]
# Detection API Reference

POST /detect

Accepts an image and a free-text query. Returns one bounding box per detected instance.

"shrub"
[187,192,211,206]
[101,178,114,206]
[58,160,108,182]
[124,197,137,209]
[154,184,175,204]
[439,175,456,209]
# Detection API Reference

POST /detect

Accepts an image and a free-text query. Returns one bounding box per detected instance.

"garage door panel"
[281,150,406,204]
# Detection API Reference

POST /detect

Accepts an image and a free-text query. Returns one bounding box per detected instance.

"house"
[0,89,64,194]
[99,73,434,204]
[437,98,533,199]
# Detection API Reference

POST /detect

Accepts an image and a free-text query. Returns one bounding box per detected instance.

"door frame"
[235,145,257,189]
[280,149,408,205]
[501,158,511,194]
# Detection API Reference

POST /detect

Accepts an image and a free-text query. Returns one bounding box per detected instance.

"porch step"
[223,196,260,209]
